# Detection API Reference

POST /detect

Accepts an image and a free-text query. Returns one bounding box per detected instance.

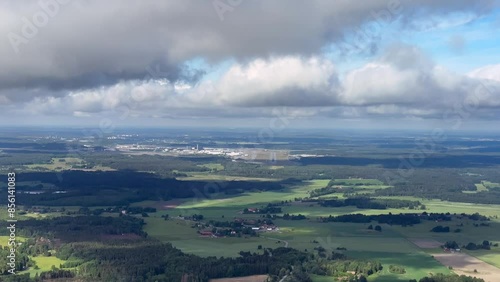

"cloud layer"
[8,46,498,122]
[0,0,499,125]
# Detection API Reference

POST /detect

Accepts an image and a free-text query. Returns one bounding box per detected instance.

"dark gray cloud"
[0,0,494,91]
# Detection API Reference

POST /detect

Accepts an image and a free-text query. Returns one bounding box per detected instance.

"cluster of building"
[250,224,279,232]
[234,218,279,232]
[115,144,249,158]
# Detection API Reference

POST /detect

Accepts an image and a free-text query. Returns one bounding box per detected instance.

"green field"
[176,179,328,209]
[482,181,500,190]
[268,165,285,170]
[466,247,500,268]
[144,217,284,257]
[198,163,225,171]
[126,177,500,280]
[24,157,114,172]
[145,205,449,282]
[0,236,26,246]
[475,183,489,192]
[177,173,278,182]
[330,179,385,185]
[144,213,454,281]
[349,251,452,282]
[321,178,391,195]
[20,256,67,277]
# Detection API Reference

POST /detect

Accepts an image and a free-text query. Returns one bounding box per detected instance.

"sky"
[1,0,500,131]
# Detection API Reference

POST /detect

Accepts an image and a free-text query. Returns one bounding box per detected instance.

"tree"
[374,225,382,232]
[443,241,459,249]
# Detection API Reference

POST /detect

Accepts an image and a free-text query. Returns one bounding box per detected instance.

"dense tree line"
[1,170,284,206]
[389,265,406,274]
[0,216,147,242]
[305,257,382,277]
[444,240,495,251]
[412,273,485,282]
[320,213,421,226]
[0,218,385,282]
[281,213,307,220]
[320,212,466,226]
[0,247,31,275]
[431,226,451,233]
[374,168,500,205]
[56,242,381,282]
[313,197,421,210]
[243,206,283,214]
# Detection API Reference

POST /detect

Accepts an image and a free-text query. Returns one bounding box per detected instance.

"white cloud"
[468,64,500,82]
[9,48,500,122]
[212,56,339,107]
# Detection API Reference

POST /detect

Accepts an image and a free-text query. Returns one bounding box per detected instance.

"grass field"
[268,165,285,170]
[466,248,500,268]
[210,275,268,282]
[0,236,26,246]
[145,214,454,281]
[176,179,327,209]
[351,251,452,282]
[25,157,84,171]
[177,173,278,182]
[198,163,225,171]
[20,256,67,277]
[473,181,500,193]
[330,179,385,185]
[0,180,58,190]
[320,178,391,195]
[24,157,114,172]
[144,217,284,257]
[475,183,489,192]
[266,220,453,282]
[139,178,500,280]
[371,197,500,218]
[482,181,500,190]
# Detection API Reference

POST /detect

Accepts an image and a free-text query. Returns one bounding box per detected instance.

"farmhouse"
[199,231,214,237]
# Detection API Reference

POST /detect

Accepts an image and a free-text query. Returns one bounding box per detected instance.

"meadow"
[19,256,67,277]
[0,235,26,246]
[176,179,328,209]
[24,157,114,172]
[143,217,284,257]
[139,176,500,281]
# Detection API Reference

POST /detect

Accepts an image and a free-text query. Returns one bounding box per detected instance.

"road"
[263,236,289,247]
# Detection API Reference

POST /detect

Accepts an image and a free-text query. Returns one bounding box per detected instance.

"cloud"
[9,44,499,124]
[210,56,339,107]
[468,64,500,82]
[0,0,495,92]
